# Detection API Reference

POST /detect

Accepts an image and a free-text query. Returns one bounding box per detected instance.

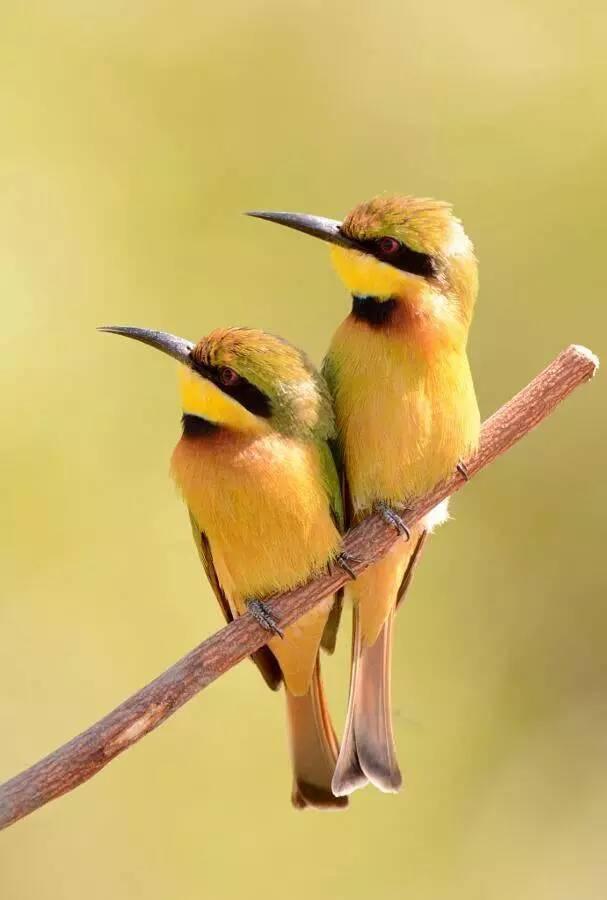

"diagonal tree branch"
[0,344,598,831]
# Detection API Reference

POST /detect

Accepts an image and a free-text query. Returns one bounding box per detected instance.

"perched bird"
[248,196,480,796]
[100,324,348,809]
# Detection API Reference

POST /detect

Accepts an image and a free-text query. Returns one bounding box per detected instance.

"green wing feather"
[315,438,345,654]
[188,510,282,691]
[318,439,344,533]
[317,354,349,654]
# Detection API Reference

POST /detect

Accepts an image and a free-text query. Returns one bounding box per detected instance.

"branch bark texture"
[0,344,598,831]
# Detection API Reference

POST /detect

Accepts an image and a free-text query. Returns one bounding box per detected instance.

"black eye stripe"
[190,361,272,418]
[355,237,437,278]
[220,378,272,417]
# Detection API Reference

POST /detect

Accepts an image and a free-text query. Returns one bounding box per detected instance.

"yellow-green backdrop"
[1,3,605,899]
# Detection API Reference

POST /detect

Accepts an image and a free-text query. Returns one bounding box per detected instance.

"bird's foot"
[247,599,284,639]
[376,501,411,540]
[456,460,470,481]
[334,551,361,581]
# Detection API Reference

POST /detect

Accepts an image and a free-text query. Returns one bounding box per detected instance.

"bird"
[247,195,480,796]
[99,324,349,809]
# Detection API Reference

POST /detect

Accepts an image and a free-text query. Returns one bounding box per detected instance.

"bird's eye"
[218,366,240,387]
[377,236,401,256]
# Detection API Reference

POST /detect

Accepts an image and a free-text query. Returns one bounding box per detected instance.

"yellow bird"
[100,324,348,809]
[248,196,480,795]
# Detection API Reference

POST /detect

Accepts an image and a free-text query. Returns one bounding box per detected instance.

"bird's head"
[99,325,334,440]
[248,195,478,343]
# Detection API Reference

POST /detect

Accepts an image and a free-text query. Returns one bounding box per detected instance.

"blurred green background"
[1,2,605,898]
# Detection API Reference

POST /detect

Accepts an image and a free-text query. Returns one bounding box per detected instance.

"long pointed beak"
[245,210,359,251]
[98,326,194,366]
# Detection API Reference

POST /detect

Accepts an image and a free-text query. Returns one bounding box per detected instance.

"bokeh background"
[1,2,605,898]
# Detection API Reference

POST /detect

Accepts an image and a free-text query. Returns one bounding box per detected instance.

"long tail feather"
[286,659,348,810]
[332,607,402,796]
[331,606,368,795]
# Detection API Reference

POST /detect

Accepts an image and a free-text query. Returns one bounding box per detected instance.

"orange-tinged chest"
[170,430,341,606]
[328,317,480,511]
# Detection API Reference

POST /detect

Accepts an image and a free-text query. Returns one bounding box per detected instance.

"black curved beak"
[245,210,359,251]
[98,326,194,366]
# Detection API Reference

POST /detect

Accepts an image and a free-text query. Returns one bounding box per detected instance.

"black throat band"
[351,294,397,327]
[181,414,221,437]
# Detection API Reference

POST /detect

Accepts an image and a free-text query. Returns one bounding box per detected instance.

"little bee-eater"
[249,196,480,796]
[100,325,348,809]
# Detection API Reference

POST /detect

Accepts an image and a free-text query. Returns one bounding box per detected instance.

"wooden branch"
[0,344,598,831]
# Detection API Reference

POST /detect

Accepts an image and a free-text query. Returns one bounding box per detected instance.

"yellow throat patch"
[178,366,268,433]
[330,245,419,299]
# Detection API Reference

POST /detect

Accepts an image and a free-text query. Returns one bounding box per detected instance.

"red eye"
[378,236,401,256]
[218,366,239,387]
